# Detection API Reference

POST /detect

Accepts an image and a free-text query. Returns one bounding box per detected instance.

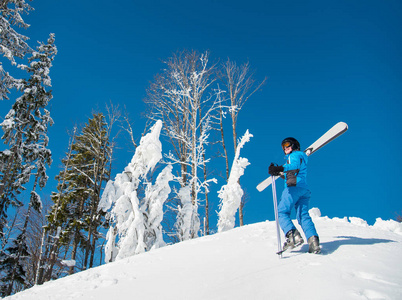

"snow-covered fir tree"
[0,0,33,100]
[100,120,173,262]
[0,34,56,238]
[217,130,252,232]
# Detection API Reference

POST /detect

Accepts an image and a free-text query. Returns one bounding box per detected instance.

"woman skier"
[268,137,321,254]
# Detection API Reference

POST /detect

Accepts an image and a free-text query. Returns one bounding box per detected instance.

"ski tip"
[338,121,348,130]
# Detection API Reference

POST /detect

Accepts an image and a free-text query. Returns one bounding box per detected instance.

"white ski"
[256,122,348,192]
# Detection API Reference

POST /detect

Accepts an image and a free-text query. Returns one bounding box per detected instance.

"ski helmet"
[281,137,300,151]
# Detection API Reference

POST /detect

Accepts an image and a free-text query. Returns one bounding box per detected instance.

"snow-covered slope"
[7,213,402,300]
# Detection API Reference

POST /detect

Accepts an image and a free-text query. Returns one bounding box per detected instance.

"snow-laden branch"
[217,130,253,233]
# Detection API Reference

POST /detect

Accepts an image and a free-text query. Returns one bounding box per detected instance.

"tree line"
[0,1,265,296]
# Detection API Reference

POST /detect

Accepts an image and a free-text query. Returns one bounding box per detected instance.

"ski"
[275,246,300,256]
[276,246,321,256]
[257,122,348,192]
[276,249,286,255]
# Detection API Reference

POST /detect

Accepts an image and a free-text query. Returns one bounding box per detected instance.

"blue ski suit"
[278,150,318,240]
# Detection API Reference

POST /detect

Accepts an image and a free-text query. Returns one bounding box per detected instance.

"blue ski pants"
[278,186,318,240]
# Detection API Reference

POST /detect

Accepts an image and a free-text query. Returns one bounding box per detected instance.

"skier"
[268,137,321,254]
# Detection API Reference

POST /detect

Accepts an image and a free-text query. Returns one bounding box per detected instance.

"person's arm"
[283,152,302,172]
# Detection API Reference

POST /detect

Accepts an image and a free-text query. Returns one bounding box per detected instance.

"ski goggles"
[281,141,292,150]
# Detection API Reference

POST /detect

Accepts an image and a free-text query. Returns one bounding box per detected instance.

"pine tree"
[35,129,76,284]
[0,232,29,297]
[40,111,118,281]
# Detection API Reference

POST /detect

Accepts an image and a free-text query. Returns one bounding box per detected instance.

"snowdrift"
[6,212,402,300]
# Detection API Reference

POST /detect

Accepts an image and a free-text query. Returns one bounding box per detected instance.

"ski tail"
[257,176,276,192]
[256,121,348,192]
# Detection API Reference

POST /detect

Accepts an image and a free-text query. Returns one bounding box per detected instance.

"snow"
[6,210,402,300]
[60,260,76,267]
[373,218,402,235]
[0,109,15,129]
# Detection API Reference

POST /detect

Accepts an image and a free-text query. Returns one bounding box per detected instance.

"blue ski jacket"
[283,151,308,189]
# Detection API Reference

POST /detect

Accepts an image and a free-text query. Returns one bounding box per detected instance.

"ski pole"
[271,175,282,257]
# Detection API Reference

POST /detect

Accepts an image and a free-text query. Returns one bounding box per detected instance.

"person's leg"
[278,187,305,250]
[295,189,318,240]
[278,187,296,235]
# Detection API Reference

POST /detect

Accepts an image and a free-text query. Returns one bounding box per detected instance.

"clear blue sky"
[4,0,401,227]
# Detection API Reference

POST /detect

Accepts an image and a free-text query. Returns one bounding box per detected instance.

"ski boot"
[282,229,304,252]
[308,236,321,254]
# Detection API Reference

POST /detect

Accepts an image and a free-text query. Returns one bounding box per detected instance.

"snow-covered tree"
[144,50,220,239]
[100,120,173,262]
[0,0,33,100]
[0,231,29,297]
[0,33,56,296]
[0,33,55,234]
[217,130,252,233]
[0,32,56,242]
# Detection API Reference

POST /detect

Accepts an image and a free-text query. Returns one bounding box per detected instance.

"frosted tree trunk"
[175,185,193,241]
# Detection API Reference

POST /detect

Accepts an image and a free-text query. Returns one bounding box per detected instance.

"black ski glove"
[268,163,284,176]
